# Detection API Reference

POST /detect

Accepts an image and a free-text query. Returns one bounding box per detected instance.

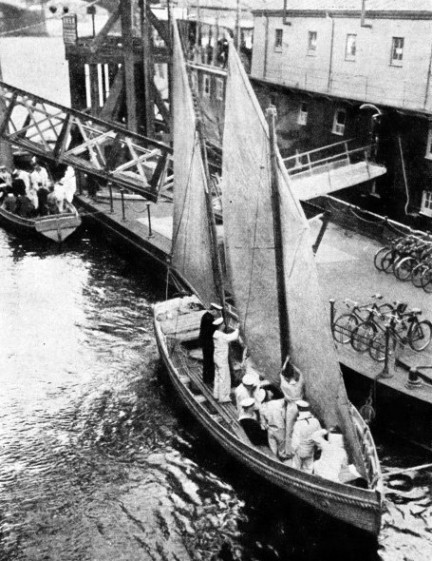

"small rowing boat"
[0,205,81,242]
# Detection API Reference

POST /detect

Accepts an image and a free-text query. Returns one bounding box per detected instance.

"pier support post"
[146,202,153,237]
[108,182,114,213]
[380,325,393,378]
[120,188,126,221]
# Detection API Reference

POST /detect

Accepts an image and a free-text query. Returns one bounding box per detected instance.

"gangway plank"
[284,139,387,200]
[0,81,172,202]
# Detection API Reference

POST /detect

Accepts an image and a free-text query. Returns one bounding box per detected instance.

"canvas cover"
[171,22,219,308]
[222,43,363,465]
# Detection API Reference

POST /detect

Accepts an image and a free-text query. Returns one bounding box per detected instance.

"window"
[298,102,308,126]
[421,191,432,217]
[215,77,224,101]
[391,37,404,65]
[425,125,432,160]
[332,109,346,135]
[307,31,317,55]
[203,74,211,98]
[345,34,356,61]
[274,29,283,52]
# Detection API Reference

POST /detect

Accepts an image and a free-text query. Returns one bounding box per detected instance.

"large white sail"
[222,43,363,465]
[171,22,219,307]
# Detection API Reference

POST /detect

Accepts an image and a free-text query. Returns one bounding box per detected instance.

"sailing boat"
[154,23,383,535]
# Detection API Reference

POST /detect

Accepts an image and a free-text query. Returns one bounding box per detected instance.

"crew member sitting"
[312,426,349,482]
[17,194,35,218]
[239,397,268,446]
[234,371,260,416]
[291,400,322,473]
[2,191,17,213]
[259,394,286,457]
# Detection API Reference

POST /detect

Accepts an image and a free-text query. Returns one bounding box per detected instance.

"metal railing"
[283,139,373,179]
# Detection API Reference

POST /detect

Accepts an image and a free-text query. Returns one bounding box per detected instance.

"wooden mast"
[266,105,290,364]
[197,119,227,315]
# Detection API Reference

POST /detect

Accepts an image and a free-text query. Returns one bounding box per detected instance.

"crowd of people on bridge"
[199,310,366,487]
[0,158,76,218]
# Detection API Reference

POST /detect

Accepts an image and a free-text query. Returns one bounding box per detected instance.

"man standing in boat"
[280,360,305,460]
[30,159,50,216]
[212,317,239,403]
[291,400,321,472]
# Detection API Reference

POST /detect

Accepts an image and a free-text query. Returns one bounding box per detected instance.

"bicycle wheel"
[421,267,432,293]
[373,247,390,271]
[412,263,427,288]
[394,256,416,281]
[351,321,377,352]
[381,250,395,273]
[332,314,358,344]
[369,332,395,362]
[409,320,432,351]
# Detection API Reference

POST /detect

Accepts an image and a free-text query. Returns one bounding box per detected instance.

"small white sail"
[171,21,219,307]
[222,42,364,467]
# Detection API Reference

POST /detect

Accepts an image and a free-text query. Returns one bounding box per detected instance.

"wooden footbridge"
[0,80,172,201]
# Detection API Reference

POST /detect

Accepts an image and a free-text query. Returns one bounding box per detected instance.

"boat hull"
[0,206,81,242]
[154,302,382,536]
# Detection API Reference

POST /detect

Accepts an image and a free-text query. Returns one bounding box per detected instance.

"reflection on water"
[0,227,431,561]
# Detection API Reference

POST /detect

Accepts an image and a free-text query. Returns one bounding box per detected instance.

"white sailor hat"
[210,302,223,311]
[241,397,255,408]
[296,400,310,412]
[256,388,266,403]
[242,372,258,386]
[212,316,223,326]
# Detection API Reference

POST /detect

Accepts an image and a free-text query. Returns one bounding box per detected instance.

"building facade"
[249,1,432,218]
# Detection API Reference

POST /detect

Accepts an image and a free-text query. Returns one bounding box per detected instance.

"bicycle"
[393,240,432,282]
[374,234,419,273]
[332,295,392,345]
[350,303,395,352]
[369,308,432,362]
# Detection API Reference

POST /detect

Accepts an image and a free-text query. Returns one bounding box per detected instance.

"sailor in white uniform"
[291,400,321,472]
[212,317,239,403]
[312,427,349,482]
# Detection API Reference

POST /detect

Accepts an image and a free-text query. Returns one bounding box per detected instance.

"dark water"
[0,228,432,561]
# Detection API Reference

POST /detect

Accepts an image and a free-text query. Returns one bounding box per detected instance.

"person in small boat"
[2,191,17,213]
[312,426,349,482]
[258,392,286,457]
[239,397,268,446]
[62,166,77,212]
[12,168,30,193]
[212,316,239,403]
[290,400,322,473]
[199,310,217,385]
[0,165,12,202]
[31,160,50,216]
[46,189,59,215]
[234,371,260,416]
[279,360,305,460]
[17,194,36,218]
[12,170,27,197]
